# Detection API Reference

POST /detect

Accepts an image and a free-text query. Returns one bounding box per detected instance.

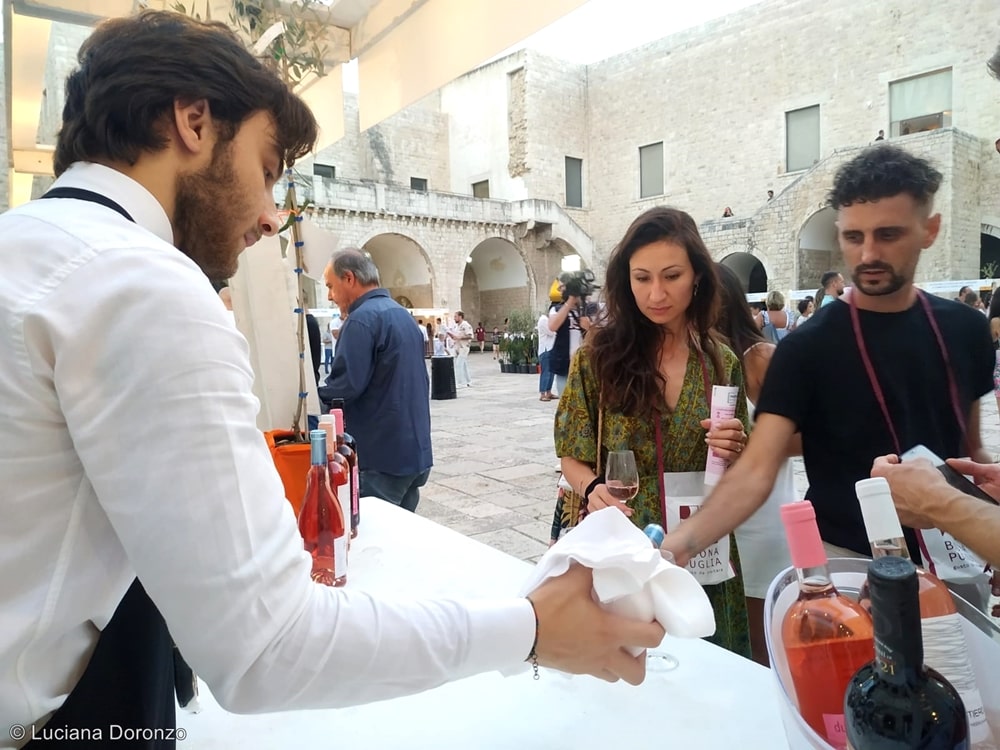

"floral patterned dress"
[553,344,752,659]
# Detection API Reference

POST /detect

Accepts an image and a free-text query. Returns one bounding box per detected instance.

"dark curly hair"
[826,144,942,211]
[55,10,317,176]
[586,206,727,417]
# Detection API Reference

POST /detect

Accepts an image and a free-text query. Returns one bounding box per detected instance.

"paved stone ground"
[420,352,1000,563]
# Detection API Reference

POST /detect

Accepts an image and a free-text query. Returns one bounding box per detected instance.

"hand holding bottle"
[699,416,746,463]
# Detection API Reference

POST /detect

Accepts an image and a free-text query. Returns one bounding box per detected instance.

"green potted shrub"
[506,309,535,374]
[498,336,511,372]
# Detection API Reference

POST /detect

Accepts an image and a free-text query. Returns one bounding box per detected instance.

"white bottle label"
[334,535,348,580]
[704,385,739,486]
[922,613,994,745]
[338,491,352,538]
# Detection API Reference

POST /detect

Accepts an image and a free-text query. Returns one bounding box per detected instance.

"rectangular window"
[565,157,583,208]
[472,180,490,199]
[313,163,336,179]
[786,105,820,172]
[890,69,952,136]
[639,142,663,199]
[410,177,428,192]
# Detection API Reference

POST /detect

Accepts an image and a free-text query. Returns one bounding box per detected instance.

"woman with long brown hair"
[553,206,751,657]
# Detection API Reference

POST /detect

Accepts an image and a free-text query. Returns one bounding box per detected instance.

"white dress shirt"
[537,314,556,354]
[0,163,533,741]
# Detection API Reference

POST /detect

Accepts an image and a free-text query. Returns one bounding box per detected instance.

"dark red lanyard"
[654,351,714,530]
[849,290,966,455]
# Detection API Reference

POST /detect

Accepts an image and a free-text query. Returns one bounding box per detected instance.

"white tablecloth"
[179,498,790,748]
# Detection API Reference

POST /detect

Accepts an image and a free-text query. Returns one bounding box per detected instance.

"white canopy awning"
[4,0,586,207]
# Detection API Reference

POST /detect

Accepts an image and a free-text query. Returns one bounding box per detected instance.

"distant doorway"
[981,233,1000,279]
[720,252,768,293]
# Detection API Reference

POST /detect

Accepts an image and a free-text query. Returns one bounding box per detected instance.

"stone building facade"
[299,0,1000,316]
[6,0,1000,324]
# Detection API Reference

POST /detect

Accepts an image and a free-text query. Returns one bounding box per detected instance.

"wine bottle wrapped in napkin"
[519,507,716,659]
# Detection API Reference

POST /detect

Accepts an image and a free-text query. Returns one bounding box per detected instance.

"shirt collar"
[51,162,174,245]
[349,287,388,314]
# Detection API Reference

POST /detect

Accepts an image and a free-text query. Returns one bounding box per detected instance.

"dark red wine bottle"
[844,556,968,749]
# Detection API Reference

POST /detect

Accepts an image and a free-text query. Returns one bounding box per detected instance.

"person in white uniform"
[0,10,662,742]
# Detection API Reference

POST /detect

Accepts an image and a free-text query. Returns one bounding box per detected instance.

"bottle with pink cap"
[779,501,874,750]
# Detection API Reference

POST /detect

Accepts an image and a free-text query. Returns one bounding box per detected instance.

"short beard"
[851,263,907,297]
[173,139,242,281]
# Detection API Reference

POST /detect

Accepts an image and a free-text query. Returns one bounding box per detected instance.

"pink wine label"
[704,385,739,486]
[823,714,848,749]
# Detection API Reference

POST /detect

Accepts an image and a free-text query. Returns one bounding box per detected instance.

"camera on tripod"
[561,269,599,305]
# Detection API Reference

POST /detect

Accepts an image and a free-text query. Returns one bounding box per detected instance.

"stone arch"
[720,251,768,293]
[797,207,840,289]
[463,237,534,328]
[361,232,436,309]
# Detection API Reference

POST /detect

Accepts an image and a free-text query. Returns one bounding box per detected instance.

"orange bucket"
[264,429,311,517]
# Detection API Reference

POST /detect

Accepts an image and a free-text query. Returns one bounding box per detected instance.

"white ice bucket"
[764,558,1000,749]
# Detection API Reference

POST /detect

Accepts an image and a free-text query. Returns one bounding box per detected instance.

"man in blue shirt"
[319,249,433,511]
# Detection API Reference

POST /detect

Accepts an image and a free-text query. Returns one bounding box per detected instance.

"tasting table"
[181,498,791,749]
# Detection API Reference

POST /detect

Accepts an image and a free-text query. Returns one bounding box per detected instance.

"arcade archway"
[362,233,435,309]
[461,237,531,327]
[797,207,841,288]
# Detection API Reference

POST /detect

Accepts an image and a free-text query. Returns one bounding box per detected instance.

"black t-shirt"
[756,294,993,558]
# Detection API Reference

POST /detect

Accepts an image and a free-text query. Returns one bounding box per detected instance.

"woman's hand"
[586,483,634,517]
[700,417,747,463]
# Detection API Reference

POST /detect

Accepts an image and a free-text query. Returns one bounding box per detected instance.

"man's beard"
[851,262,908,296]
[173,141,247,282]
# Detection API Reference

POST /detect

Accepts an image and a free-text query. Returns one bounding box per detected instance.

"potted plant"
[498,336,511,372]
[505,336,526,373]
[505,309,536,374]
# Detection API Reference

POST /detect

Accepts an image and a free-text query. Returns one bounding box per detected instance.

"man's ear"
[924,212,942,248]
[172,99,213,156]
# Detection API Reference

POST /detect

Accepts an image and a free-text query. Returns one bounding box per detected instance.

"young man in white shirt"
[449,310,475,387]
[0,10,661,741]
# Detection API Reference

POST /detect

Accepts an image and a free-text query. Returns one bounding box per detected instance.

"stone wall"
[584,0,1000,273]
[460,264,481,324]
[521,52,590,234]
[439,51,531,200]
[313,93,449,191]
[798,250,835,292]
[385,282,434,309]
[479,286,532,328]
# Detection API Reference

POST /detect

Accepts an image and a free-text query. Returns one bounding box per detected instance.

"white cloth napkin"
[519,507,716,659]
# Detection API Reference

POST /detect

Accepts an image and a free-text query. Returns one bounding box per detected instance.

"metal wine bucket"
[764,557,1000,749]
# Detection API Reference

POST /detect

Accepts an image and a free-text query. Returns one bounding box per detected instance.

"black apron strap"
[24,580,176,749]
[39,187,135,223]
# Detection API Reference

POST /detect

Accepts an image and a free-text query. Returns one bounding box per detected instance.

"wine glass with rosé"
[605,450,639,507]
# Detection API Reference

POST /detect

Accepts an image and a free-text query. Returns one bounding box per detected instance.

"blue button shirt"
[319,289,432,475]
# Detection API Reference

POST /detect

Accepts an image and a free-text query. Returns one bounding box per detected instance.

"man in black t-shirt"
[662,144,994,565]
